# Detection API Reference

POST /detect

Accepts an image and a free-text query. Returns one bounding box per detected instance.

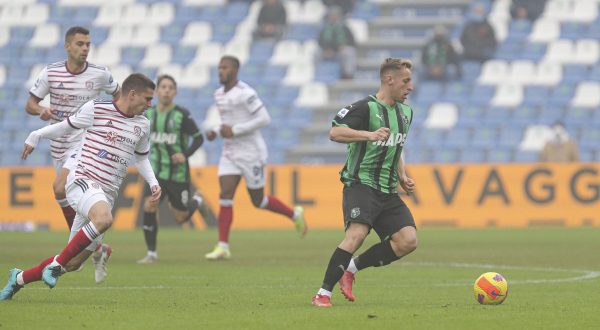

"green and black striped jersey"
[332,95,413,194]
[146,105,202,183]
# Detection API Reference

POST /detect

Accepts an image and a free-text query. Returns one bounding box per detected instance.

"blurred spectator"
[253,0,287,41]
[460,3,497,63]
[421,25,462,81]
[539,121,580,162]
[510,0,547,21]
[318,6,356,79]
[322,0,356,16]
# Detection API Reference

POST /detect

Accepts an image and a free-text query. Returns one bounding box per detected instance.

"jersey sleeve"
[29,66,50,100]
[101,68,119,95]
[66,100,95,129]
[181,109,202,137]
[332,101,369,131]
[244,89,265,114]
[135,120,152,155]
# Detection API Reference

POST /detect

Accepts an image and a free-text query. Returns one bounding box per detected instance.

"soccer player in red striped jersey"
[0,73,161,300]
[25,26,120,283]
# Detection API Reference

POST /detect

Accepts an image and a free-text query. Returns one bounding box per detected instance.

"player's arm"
[397,151,415,194]
[25,94,53,120]
[26,66,53,120]
[135,152,161,202]
[172,113,204,163]
[21,120,78,160]
[330,103,389,143]
[228,106,271,137]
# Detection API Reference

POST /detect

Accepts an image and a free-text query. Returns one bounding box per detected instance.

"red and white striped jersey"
[30,60,119,161]
[213,80,268,161]
[67,100,150,197]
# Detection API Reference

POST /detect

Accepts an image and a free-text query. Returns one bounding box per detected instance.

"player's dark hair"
[122,73,156,94]
[220,55,240,70]
[379,57,413,79]
[65,26,90,43]
[157,74,177,90]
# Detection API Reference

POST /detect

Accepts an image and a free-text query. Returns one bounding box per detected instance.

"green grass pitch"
[1,228,599,329]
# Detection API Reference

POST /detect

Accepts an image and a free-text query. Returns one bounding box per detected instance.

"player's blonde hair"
[379,58,413,79]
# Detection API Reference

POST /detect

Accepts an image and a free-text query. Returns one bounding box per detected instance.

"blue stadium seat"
[171,45,196,64]
[198,6,226,24]
[314,60,340,84]
[487,147,513,163]
[496,41,522,61]
[522,86,550,107]
[564,106,594,127]
[441,82,471,103]
[469,85,495,105]
[562,64,589,84]
[249,40,275,63]
[443,129,471,148]
[48,6,77,26]
[431,148,461,163]
[520,42,546,61]
[549,84,576,108]
[561,22,587,40]
[420,128,447,147]
[286,24,320,42]
[161,23,186,46]
[211,23,236,43]
[461,61,482,82]
[224,1,250,24]
[8,27,34,47]
[351,1,380,20]
[456,104,486,128]
[460,148,486,163]
[174,5,203,24]
[497,127,523,148]
[263,64,287,84]
[120,47,146,66]
[73,7,99,26]
[513,150,539,162]
[414,81,444,103]
[471,127,497,148]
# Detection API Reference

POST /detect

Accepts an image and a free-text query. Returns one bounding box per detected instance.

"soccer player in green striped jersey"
[137,75,217,264]
[312,58,418,307]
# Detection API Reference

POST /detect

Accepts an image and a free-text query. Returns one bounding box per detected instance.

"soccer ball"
[474,272,508,305]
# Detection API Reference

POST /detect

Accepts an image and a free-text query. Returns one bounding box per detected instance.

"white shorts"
[218,155,266,189]
[66,176,113,251]
[52,147,79,174]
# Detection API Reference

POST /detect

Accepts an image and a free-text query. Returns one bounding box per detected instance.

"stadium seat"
[509,60,536,84]
[347,19,369,44]
[179,63,210,88]
[104,25,135,46]
[141,44,172,68]
[574,39,599,65]
[183,0,226,6]
[148,2,175,26]
[94,4,123,27]
[192,42,223,66]
[283,60,315,86]
[22,4,49,26]
[478,60,509,85]
[180,22,212,46]
[157,63,183,82]
[28,24,59,49]
[491,83,523,107]
[513,150,539,162]
[529,18,560,42]
[270,40,302,65]
[87,43,121,67]
[535,61,562,86]
[571,82,600,107]
[571,0,598,23]
[223,40,250,64]
[294,82,327,107]
[519,125,553,151]
[109,64,133,86]
[423,103,458,129]
[0,26,8,47]
[122,4,149,26]
[542,0,572,21]
[543,39,573,63]
[487,146,513,163]
[0,64,5,87]
[471,127,498,149]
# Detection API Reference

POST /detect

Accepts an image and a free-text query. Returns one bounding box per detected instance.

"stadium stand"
[0,0,599,166]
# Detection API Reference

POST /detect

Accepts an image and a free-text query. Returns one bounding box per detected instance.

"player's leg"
[54,166,76,230]
[42,179,114,288]
[313,184,376,307]
[138,182,165,264]
[206,156,242,260]
[68,210,110,283]
[190,188,218,226]
[244,161,307,237]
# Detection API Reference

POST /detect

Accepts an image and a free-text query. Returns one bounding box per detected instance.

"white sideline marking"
[26,262,599,290]
[403,261,600,285]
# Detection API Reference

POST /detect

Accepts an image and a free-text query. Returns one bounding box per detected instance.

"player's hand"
[171,153,186,164]
[220,124,234,138]
[21,144,34,160]
[150,185,161,202]
[368,127,390,142]
[39,107,53,121]
[206,131,217,141]
[399,175,415,194]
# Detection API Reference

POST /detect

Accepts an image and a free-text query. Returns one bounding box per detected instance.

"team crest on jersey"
[105,131,119,145]
[401,114,409,126]
[337,108,349,118]
[350,207,360,219]
[85,80,94,90]
[134,126,142,136]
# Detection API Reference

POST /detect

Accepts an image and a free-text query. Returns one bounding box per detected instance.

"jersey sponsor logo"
[97,149,128,165]
[97,149,109,158]
[105,131,119,145]
[117,135,137,146]
[337,108,349,118]
[150,132,177,145]
[85,80,94,90]
[69,95,93,102]
[373,132,407,147]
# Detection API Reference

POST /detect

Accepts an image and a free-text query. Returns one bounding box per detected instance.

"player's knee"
[92,211,114,232]
[52,182,66,199]
[250,196,262,208]
[143,198,158,212]
[391,234,418,256]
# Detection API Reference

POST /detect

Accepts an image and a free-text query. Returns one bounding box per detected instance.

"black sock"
[354,240,399,271]
[321,247,353,292]
[143,212,158,252]
[185,198,200,221]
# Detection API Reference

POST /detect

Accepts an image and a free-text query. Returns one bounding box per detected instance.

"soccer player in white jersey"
[0,73,161,300]
[204,55,308,260]
[25,26,120,283]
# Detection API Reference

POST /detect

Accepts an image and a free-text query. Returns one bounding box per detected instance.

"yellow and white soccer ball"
[474,272,508,305]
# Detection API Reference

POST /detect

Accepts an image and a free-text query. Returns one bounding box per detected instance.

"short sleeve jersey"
[67,100,150,198]
[146,105,202,183]
[332,95,414,194]
[214,80,268,162]
[29,61,119,160]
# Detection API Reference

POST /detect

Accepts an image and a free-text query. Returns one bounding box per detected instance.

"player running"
[137,74,217,264]
[0,73,161,300]
[26,26,120,283]
[204,55,307,260]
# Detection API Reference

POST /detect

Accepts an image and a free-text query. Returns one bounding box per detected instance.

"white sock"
[16,272,25,286]
[218,241,229,249]
[317,288,332,297]
[346,258,358,274]
[147,251,157,258]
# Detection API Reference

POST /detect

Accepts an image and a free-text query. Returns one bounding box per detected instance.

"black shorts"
[143,179,191,211]
[342,183,416,241]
